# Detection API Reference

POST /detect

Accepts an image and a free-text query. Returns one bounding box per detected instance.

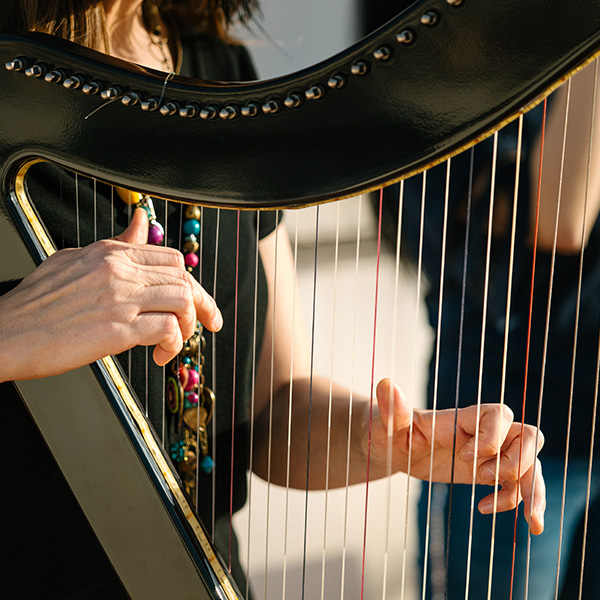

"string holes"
[396,29,416,45]
[200,106,218,120]
[283,93,303,109]
[5,57,29,72]
[101,85,124,100]
[350,61,370,77]
[262,99,282,115]
[179,102,200,118]
[44,68,68,84]
[219,105,239,120]
[305,84,326,101]
[25,62,49,78]
[121,91,143,107]
[82,80,103,95]
[140,96,160,111]
[327,74,348,90]
[373,46,392,62]
[160,101,180,116]
[241,102,261,118]
[63,74,86,90]
[421,10,440,26]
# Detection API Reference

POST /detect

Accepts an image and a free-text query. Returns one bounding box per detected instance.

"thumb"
[376,378,412,433]
[115,207,149,245]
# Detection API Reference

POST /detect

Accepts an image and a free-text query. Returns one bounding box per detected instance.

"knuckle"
[501,405,514,423]
[478,440,498,457]
[501,454,519,481]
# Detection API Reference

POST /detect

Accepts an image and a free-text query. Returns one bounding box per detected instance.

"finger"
[138,268,222,333]
[478,479,521,516]
[476,423,541,484]
[187,273,223,332]
[458,404,514,463]
[128,312,185,366]
[376,378,412,433]
[114,207,149,245]
[520,459,546,535]
[136,283,198,342]
[477,460,546,535]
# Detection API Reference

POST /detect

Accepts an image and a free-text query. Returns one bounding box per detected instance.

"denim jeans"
[418,457,600,600]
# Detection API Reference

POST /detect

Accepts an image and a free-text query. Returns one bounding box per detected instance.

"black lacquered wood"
[1,0,600,209]
[2,1,600,598]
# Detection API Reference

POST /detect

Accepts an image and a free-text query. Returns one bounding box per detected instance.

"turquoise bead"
[200,455,214,474]
[183,219,200,236]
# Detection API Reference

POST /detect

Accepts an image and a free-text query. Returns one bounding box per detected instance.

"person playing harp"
[0,0,545,597]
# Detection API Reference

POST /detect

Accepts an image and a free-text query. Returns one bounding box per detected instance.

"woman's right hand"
[0,208,222,382]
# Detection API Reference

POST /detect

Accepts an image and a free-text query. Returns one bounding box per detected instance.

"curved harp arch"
[1,0,600,207]
[1,1,600,599]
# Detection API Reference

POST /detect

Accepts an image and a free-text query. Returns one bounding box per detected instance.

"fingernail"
[214,309,223,331]
[479,499,492,514]
[481,466,496,482]
[535,508,545,533]
[461,450,474,462]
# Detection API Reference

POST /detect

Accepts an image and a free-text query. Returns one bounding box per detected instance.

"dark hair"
[0,0,259,47]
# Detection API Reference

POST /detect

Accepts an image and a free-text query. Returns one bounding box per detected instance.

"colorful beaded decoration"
[116,187,215,505]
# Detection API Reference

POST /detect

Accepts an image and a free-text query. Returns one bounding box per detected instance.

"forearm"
[530,62,600,252]
[252,375,394,490]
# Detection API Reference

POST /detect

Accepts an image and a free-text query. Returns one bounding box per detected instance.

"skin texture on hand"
[371,379,546,535]
[0,208,222,382]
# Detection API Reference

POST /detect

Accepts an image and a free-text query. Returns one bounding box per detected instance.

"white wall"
[235,0,361,80]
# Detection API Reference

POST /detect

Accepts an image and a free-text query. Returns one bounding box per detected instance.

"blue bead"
[183,219,200,236]
[200,455,214,474]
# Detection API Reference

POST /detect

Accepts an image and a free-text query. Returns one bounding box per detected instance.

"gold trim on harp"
[13,160,239,600]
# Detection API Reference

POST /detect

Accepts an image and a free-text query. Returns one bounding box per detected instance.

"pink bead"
[184,368,199,391]
[147,222,164,245]
[186,392,199,406]
[184,252,199,268]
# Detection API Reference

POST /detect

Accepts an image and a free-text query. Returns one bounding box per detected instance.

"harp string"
[393,180,415,600]
[263,214,279,598]
[320,202,342,600]
[529,78,573,600]
[194,204,204,508]
[421,163,449,600]
[340,195,364,600]
[381,182,405,599]
[570,58,600,600]
[359,189,384,600]
[465,131,500,600]
[303,205,322,600]
[282,210,300,600]
[245,209,261,600]
[579,332,600,598]
[445,153,466,597]
[211,207,221,538]
[227,210,242,571]
[518,96,547,600]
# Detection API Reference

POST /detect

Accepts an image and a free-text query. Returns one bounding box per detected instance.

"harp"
[2,0,600,598]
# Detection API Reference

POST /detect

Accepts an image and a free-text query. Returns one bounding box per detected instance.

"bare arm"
[0,208,222,382]
[530,61,600,252]
[252,224,546,534]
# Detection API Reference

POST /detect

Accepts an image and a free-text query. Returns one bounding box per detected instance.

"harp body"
[2,0,600,598]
